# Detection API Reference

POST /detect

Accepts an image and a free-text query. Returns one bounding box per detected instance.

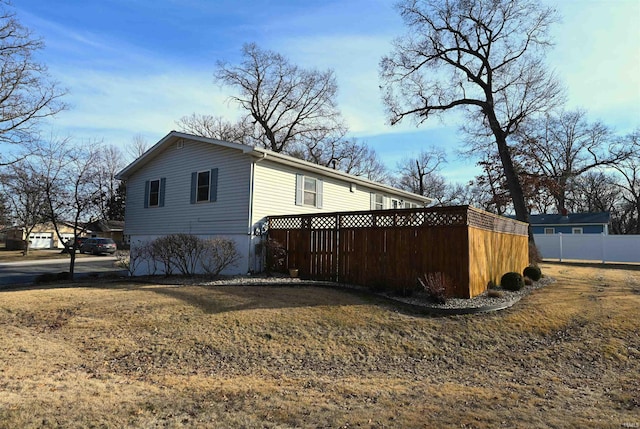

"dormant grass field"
[0,262,638,428]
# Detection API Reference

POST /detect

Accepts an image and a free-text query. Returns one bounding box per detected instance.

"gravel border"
[136,273,554,316]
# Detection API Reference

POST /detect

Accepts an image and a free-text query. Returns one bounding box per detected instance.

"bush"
[523,265,542,282]
[417,272,451,304]
[501,272,525,291]
[260,238,287,274]
[201,238,241,277]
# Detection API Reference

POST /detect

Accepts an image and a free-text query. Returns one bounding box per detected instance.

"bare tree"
[0,160,48,254]
[517,110,628,212]
[37,137,103,277]
[380,0,564,229]
[612,130,640,234]
[126,133,150,162]
[0,2,66,164]
[215,43,345,154]
[394,147,446,197]
[176,113,251,144]
[94,144,126,219]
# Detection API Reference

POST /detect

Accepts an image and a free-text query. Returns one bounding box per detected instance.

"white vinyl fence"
[534,233,640,264]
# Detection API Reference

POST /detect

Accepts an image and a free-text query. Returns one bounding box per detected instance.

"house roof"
[529,212,610,226]
[116,131,433,204]
[85,219,125,232]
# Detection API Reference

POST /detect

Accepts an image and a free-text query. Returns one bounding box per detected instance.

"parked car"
[79,238,117,255]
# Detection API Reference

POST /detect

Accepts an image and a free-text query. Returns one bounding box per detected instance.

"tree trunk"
[493,130,535,244]
[68,246,76,279]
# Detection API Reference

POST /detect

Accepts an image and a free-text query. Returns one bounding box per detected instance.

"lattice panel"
[311,216,337,229]
[467,208,528,236]
[269,217,302,230]
[422,210,467,226]
[340,214,374,228]
[268,206,527,235]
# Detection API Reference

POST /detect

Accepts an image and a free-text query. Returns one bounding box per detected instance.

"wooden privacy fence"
[267,205,529,298]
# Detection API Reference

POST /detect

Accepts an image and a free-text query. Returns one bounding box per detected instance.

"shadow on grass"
[138,282,416,316]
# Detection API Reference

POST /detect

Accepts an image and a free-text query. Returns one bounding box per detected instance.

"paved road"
[0,256,127,287]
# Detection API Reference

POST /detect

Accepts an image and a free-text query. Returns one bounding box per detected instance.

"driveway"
[0,256,127,287]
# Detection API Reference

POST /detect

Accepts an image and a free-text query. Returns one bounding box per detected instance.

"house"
[84,220,125,247]
[530,211,610,235]
[115,131,433,275]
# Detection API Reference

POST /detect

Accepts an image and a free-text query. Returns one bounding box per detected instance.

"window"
[572,227,583,234]
[304,177,318,206]
[144,178,166,208]
[149,179,160,207]
[197,171,210,202]
[295,174,323,208]
[190,169,218,204]
[391,199,402,209]
[544,228,555,234]
[372,193,384,210]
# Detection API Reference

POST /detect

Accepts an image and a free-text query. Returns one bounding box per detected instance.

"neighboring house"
[4,222,78,250]
[85,220,125,246]
[530,212,610,235]
[115,131,433,275]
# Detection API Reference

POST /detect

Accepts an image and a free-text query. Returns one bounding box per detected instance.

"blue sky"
[15,0,640,184]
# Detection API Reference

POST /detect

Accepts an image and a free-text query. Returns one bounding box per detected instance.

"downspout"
[247,152,268,273]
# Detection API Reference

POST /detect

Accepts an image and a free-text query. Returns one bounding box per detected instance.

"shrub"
[261,238,287,274]
[523,265,542,282]
[201,238,241,277]
[501,272,524,291]
[417,272,451,304]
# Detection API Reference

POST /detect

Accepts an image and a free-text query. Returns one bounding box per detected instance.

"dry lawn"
[0,262,638,428]
[0,249,96,262]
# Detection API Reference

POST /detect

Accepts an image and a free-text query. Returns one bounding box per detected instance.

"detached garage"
[28,232,54,249]
[4,224,79,250]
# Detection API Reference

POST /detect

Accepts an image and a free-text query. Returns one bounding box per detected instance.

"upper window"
[544,228,555,234]
[190,169,218,204]
[149,179,160,207]
[295,174,323,208]
[572,227,583,234]
[197,171,210,203]
[304,177,317,206]
[373,194,384,210]
[144,178,165,208]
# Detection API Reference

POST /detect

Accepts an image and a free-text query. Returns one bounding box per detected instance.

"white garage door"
[60,233,75,248]
[29,232,54,249]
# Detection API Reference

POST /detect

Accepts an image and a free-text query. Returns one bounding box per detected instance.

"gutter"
[246,152,268,273]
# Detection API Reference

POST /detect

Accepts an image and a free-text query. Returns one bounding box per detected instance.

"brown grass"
[0,262,638,428]
[0,249,97,262]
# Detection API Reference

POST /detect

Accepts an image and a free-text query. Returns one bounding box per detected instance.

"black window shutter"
[144,180,150,208]
[159,178,166,207]
[190,172,197,204]
[209,168,218,202]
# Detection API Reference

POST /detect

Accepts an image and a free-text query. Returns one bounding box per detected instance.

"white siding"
[124,139,252,236]
[250,160,425,225]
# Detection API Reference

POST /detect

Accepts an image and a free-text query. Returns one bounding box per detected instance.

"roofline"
[115,131,433,204]
[115,131,254,180]
[532,222,608,227]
